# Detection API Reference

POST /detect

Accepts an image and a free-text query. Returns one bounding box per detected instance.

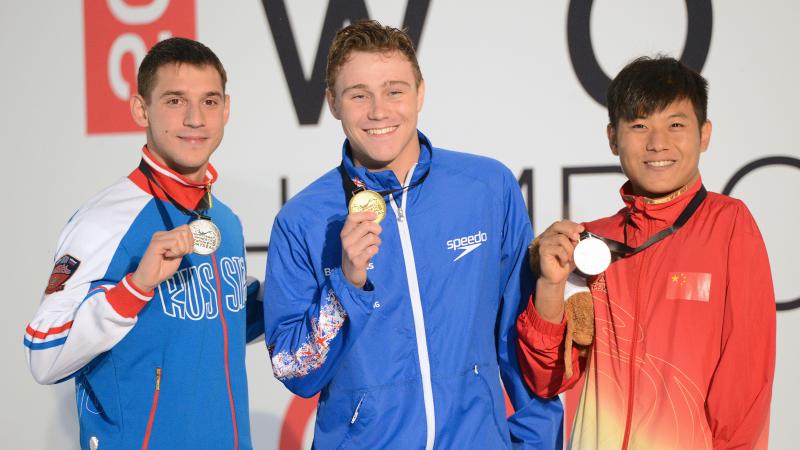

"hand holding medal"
[340,209,383,288]
[131,225,195,293]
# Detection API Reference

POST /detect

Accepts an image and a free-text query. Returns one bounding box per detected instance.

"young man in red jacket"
[516,56,776,449]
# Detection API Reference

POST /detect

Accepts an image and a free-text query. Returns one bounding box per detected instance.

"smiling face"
[131,63,229,182]
[326,50,425,181]
[608,98,711,198]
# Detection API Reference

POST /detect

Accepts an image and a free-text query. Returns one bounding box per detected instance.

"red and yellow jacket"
[516,178,776,450]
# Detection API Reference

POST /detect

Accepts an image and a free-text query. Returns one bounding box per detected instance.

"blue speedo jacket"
[25,150,263,450]
[264,132,564,449]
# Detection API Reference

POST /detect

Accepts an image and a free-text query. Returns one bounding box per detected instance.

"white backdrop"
[2,1,798,448]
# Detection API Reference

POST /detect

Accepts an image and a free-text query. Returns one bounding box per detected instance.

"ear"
[130,94,149,127]
[607,123,619,155]
[223,94,231,125]
[699,119,712,153]
[326,88,340,120]
[416,79,426,113]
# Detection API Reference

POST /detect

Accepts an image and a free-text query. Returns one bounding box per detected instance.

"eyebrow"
[667,112,689,119]
[341,80,412,95]
[159,90,224,98]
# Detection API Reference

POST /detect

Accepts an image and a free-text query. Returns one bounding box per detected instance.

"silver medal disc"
[189,219,221,255]
[573,236,611,276]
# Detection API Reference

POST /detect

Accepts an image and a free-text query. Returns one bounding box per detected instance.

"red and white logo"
[84,0,196,134]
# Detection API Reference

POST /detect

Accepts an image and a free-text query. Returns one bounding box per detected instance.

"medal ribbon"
[583,185,707,258]
[338,162,429,205]
[138,160,212,220]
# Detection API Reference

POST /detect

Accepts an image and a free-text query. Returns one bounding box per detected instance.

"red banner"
[84,0,195,134]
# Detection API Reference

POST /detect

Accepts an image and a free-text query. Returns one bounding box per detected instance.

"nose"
[367,96,389,121]
[646,126,669,152]
[184,101,205,128]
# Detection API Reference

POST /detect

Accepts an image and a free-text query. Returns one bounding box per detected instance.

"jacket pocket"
[473,364,508,447]
[141,367,162,450]
[336,391,369,450]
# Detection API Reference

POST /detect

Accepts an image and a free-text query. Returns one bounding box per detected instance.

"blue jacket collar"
[340,130,433,192]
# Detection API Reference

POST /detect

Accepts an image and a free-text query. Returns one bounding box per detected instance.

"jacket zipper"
[389,164,436,450]
[141,368,162,450]
[621,217,652,450]
[211,253,238,450]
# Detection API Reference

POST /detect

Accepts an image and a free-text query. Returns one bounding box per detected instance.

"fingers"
[536,220,584,284]
[540,233,575,267]
[156,225,194,258]
[341,212,383,288]
[341,211,378,235]
[341,212,382,261]
[542,220,584,243]
[132,225,194,292]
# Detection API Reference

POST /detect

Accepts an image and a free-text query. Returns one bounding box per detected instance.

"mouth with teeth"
[644,160,676,167]
[366,126,398,136]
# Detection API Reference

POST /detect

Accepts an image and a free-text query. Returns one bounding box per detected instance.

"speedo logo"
[446,231,488,261]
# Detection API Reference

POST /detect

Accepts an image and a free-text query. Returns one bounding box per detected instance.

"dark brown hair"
[137,37,227,102]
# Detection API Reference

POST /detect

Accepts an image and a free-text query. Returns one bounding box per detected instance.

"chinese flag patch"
[666,272,711,302]
[45,255,81,295]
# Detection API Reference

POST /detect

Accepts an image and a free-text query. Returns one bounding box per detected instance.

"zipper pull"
[350,393,366,424]
[155,368,162,391]
[397,207,405,222]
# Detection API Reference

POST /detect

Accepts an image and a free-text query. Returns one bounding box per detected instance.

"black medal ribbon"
[138,160,211,220]
[338,162,429,205]
[582,185,707,259]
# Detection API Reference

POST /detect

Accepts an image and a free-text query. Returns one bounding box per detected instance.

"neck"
[353,147,420,185]
[639,172,700,204]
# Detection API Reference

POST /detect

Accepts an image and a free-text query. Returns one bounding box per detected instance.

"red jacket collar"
[128,146,218,211]
[620,176,703,229]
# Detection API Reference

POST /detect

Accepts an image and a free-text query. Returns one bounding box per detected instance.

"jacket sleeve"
[24,214,152,385]
[706,203,775,450]
[516,273,589,398]
[263,213,378,398]
[494,168,565,449]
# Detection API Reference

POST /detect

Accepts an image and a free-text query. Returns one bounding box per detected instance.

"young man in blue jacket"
[264,20,563,449]
[25,38,263,450]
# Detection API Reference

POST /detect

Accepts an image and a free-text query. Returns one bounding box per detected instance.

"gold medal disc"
[348,190,386,223]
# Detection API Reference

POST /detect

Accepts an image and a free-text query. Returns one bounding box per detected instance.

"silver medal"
[574,236,611,276]
[189,219,221,255]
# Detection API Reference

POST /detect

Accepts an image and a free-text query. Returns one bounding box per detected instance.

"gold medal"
[348,190,386,223]
[189,218,222,255]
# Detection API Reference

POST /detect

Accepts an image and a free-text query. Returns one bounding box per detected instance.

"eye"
[670,122,685,128]
[389,90,404,97]
[165,97,183,106]
[204,98,219,107]
[630,123,647,129]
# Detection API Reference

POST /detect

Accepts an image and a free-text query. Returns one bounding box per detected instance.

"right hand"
[131,225,194,293]
[534,220,584,323]
[341,211,382,288]
[537,220,585,285]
